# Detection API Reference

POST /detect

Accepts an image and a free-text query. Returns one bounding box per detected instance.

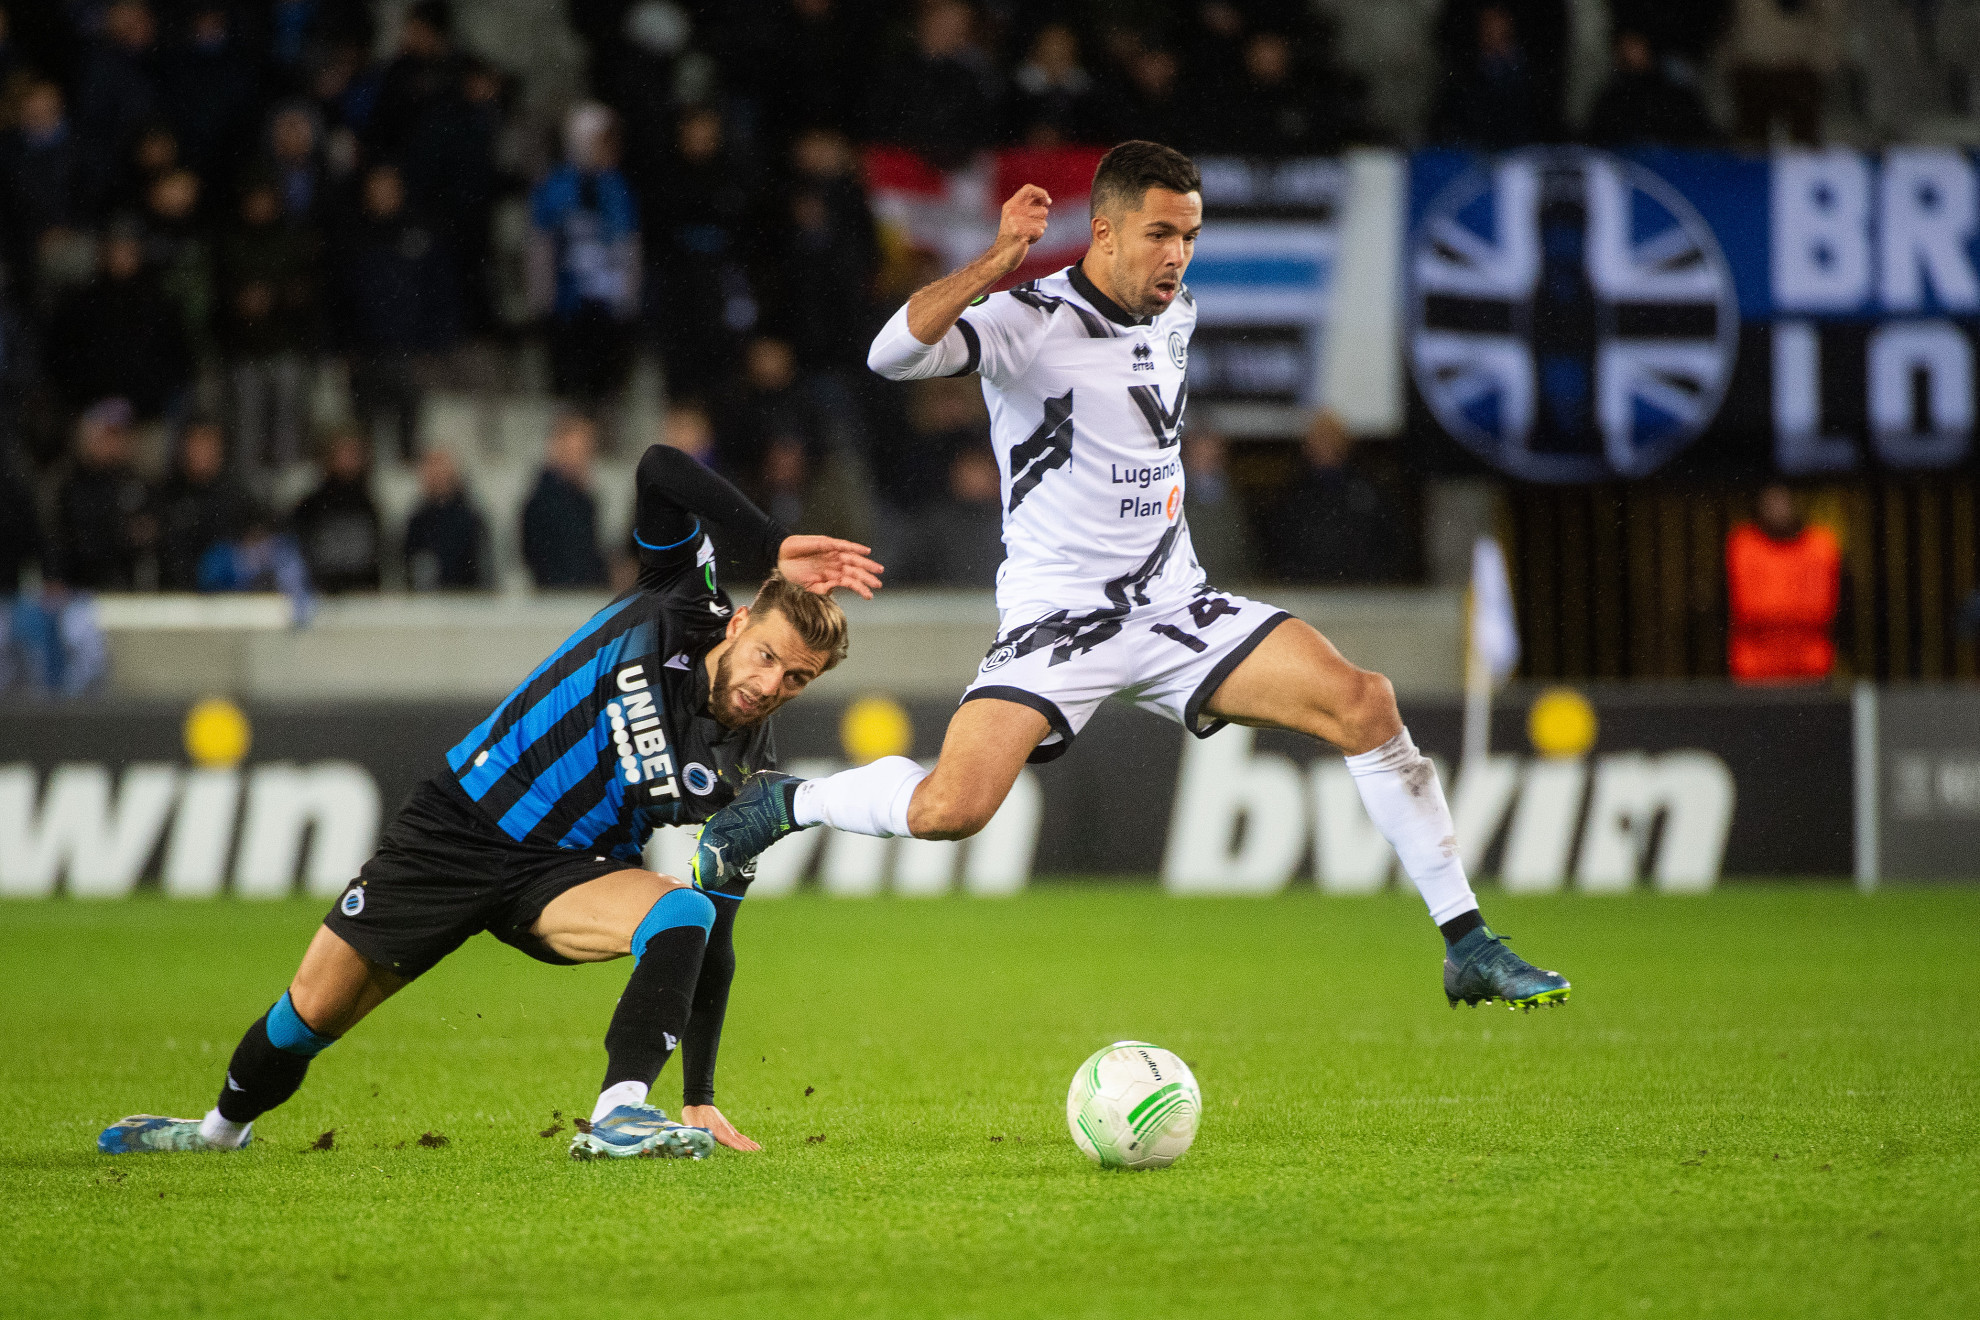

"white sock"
[791,755,930,837]
[592,1080,649,1124]
[198,1108,250,1148]
[1343,729,1480,926]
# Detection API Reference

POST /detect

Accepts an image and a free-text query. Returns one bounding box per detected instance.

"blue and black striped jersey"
[441,448,782,864]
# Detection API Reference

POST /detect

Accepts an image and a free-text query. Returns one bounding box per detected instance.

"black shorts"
[322,775,628,980]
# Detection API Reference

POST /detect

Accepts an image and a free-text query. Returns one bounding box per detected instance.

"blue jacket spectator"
[529,104,640,405]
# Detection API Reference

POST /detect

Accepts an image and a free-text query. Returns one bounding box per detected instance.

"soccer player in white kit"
[697,142,1569,1009]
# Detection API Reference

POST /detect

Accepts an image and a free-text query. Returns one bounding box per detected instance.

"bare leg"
[1205,618,1478,929]
[531,868,691,963]
[288,925,408,1036]
[906,698,1050,839]
[1201,617,1400,753]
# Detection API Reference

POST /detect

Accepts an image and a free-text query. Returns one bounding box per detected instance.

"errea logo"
[1131,341,1155,372]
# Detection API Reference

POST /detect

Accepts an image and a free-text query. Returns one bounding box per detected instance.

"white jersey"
[868,264,1202,622]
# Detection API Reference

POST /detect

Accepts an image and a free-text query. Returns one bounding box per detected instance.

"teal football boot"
[569,1104,715,1160]
[692,771,807,888]
[1444,926,1572,1010]
[98,1115,248,1154]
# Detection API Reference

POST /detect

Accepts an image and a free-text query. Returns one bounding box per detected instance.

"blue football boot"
[692,771,807,888]
[98,1115,249,1154]
[569,1104,715,1161]
[1443,926,1572,1011]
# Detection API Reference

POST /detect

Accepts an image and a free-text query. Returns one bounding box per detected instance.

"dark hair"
[1090,140,1201,218]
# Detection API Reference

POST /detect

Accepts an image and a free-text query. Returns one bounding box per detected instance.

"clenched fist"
[993,184,1052,274]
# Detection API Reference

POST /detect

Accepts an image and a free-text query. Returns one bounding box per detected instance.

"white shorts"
[961,588,1292,763]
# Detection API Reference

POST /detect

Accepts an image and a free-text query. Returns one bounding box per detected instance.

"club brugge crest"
[1409,148,1737,481]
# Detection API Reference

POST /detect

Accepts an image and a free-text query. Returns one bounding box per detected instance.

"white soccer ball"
[1066,1041,1201,1170]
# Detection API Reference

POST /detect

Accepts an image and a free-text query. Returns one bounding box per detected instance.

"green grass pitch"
[3,886,1976,1319]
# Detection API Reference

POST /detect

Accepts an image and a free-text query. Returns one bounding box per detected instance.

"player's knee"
[907,783,997,841]
[266,990,339,1057]
[1337,668,1401,754]
[632,887,716,963]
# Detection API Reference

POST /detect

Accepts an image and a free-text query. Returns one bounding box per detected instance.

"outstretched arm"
[867,184,1051,381]
[635,444,882,597]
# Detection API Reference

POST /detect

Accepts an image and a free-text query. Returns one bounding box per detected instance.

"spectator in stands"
[141,166,211,347]
[265,104,328,225]
[51,399,153,591]
[661,402,716,465]
[648,106,754,398]
[159,3,262,188]
[1434,0,1569,135]
[868,0,1002,170]
[529,103,641,407]
[47,226,192,419]
[711,337,823,481]
[1586,29,1720,146]
[764,132,879,375]
[1208,31,1367,156]
[594,0,694,205]
[924,446,1005,586]
[1262,411,1403,585]
[770,0,863,142]
[1182,427,1256,584]
[335,163,458,459]
[368,1,463,165]
[290,428,382,593]
[1,582,109,697]
[197,505,314,622]
[1723,0,1844,145]
[219,178,320,468]
[0,81,83,301]
[108,122,181,217]
[74,1,163,210]
[1111,47,1193,152]
[426,59,506,336]
[403,446,489,590]
[1429,3,1559,147]
[521,412,608,588]
[1012,23,1105,146]
[1726,483,1843,683]
[0,449,40,597]
[154,418,253,590]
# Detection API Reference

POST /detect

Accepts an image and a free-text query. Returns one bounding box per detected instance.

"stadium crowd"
[0,0,1953,692]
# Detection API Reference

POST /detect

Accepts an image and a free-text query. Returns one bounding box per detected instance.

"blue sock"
[630,888,715,964]
[266,990,337,1056]
[214,992,335,1124]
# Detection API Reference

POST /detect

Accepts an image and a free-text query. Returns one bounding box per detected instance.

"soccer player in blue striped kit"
[98,444,881,1161]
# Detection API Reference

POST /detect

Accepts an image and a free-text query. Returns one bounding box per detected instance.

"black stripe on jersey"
[1128,380,1188,448]
[1006,280,1114,339]
[946,318,982,377]
[472,617,659,825]
[1008,389,1075,512]
[1105,518,1185,610]
[453,601,655,777]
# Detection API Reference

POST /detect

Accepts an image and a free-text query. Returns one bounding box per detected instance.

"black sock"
[1440,909,1486,947]
[601,926,708,1095]
[214,1013,314,1124]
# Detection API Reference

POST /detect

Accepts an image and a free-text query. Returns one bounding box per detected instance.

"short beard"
[708,649,769,730]
[1111,253,1165,317]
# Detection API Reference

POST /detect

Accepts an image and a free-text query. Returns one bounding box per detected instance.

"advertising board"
[0,689,1854,899]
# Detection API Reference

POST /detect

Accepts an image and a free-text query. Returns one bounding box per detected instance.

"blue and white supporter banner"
[1185,157,1341,411]
[1406,146,1980,480]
